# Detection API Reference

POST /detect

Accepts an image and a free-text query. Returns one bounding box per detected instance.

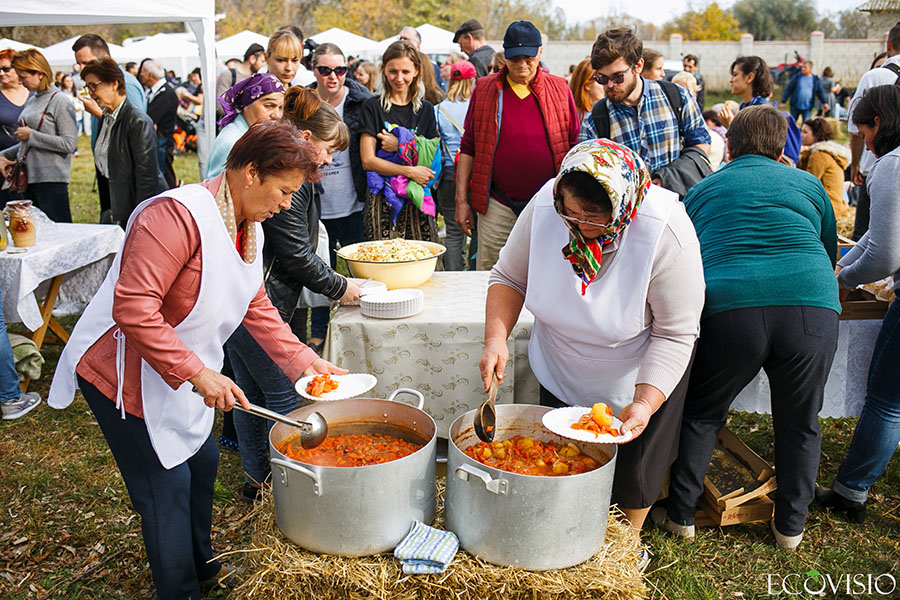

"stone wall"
[505,33,887,90]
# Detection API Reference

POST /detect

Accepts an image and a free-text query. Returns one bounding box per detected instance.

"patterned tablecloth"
[731,317,880,419]
[326,272,877,431]
[325,272,540,437]
[0,223,124,331]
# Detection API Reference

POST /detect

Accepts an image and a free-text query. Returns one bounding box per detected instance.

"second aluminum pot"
[445,404,616,570]
[269,388,436,556]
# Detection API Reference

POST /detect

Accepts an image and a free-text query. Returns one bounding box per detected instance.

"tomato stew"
[464,435,602,476]
[278,432,422,467]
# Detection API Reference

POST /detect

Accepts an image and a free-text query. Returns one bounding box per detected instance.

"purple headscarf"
[217,73,285,127]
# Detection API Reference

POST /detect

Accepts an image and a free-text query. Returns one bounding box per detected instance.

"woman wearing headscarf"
[205,73,284,178]
[47,120,344,599]
[479,139,705,561]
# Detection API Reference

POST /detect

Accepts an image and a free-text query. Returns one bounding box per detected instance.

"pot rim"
[271,398,438,472]
[448,406,616,480]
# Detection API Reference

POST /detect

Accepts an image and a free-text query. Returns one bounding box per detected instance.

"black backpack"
[590,79,684,141]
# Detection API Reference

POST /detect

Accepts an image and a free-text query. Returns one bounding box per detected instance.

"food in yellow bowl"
[337,240,446,289]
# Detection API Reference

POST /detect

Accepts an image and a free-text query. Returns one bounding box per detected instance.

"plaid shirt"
[578,77,710,173]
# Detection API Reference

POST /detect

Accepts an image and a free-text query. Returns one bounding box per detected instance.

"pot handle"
[455,462,508,496]
[387,387,425,410]
[270,457,323,497]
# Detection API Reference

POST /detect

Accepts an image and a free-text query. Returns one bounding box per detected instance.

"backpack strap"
[437,105,464,134]
[883,62,900,84]
[589,97,611,139]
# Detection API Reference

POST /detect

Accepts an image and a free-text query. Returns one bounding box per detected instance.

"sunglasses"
[0,66,12,73]
[314,65,348,77]
[592,65,636,86]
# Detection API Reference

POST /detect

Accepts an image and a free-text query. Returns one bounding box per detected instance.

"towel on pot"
[394,520,459,574]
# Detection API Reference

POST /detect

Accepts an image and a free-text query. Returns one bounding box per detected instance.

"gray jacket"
[1,88,77,184]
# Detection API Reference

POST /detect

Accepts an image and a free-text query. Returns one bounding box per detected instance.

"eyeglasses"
[507,54,536,64]
[592,65,635,86]
[559,213,613,229]
[84,81,103,92]
[314,65,348,77]
[0,66,12,73]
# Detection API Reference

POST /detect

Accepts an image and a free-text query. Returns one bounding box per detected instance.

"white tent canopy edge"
[1,1,217,150]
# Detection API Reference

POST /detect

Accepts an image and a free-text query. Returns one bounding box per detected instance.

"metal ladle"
[234,403,328,449]
[474,375,499,443]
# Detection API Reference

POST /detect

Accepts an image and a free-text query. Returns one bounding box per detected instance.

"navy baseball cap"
[503,21,541,58]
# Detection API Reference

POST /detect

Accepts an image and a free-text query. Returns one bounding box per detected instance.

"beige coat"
[799,141,851,219]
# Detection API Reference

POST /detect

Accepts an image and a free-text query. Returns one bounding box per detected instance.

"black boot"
[814,485,867,524]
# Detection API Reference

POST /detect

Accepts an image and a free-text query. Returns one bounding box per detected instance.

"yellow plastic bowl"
[337,241,446,289]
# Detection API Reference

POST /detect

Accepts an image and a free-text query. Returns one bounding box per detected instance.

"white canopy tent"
[117,33,200,78]
[0,38,42,53]
[374,23,458,60]
[215,30,269,62]
[0,1,217,149]
[41,35,125,70]
[308,28,379,58]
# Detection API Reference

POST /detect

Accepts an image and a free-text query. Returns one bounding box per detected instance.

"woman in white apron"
[48,120,345,599]
[479,139,705,552]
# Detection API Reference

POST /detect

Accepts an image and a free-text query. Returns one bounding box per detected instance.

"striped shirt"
[577,77,710,173]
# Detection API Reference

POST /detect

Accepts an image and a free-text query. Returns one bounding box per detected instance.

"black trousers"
[79,376,221,599]
[666,305,838,536]
[24,182,72,222]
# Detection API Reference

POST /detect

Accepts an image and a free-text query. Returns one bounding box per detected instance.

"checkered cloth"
[577,77,710,173]
[393,520,459,574]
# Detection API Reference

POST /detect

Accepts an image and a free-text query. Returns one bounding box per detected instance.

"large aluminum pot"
[269,388,436,556]
[446,404,616,570]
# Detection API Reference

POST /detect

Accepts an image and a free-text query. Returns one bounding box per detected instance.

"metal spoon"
[474,374,499,443]
[234,403,328,449]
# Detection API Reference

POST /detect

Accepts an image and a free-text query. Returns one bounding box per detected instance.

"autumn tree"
[565,12,662,41]
[663,2,741,41]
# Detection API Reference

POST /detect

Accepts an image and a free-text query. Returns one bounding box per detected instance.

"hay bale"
[228,478,648,600]
[837,206,856,239]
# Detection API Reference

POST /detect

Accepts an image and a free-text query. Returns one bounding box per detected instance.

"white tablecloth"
[0,223,124,331]
[325,272,539,437]
[731,318,880,419]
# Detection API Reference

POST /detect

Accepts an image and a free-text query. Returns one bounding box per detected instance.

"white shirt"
[147,78,167,103]
[848,54,900,176]
[319,92,360,219]
[290,66,316,87]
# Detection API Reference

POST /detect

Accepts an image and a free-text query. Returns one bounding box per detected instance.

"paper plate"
[295,373,377,402]
[344,278,388,306]
[542,406,633,444]
[360,288,424,319]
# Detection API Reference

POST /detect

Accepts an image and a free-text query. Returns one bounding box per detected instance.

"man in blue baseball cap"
[455,20,579,271]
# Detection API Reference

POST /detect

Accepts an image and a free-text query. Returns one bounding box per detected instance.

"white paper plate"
[295,373,377,402]
[360,288,424,319]
[344,278,388,306]
[542,406,633,444]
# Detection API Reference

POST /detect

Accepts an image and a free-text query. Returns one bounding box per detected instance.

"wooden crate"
[841,288,889,321]
[695,427,777,527]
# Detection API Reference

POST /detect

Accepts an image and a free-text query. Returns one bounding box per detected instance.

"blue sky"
[553,0,858,27]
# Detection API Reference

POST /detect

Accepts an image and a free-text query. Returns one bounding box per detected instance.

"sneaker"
[637,547,652,571]
[814,485,866,524]
[1,392,41,420]
[650,506,695,539]
[770,520,803,550]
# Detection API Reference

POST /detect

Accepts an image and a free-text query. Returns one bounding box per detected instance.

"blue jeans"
[790,106,812,123]
[322,211,365,269]
[434,170,466,271]
[226,324,303,484]
[832,299,900,503]
[79,375,221,600]
[0,287,21,401]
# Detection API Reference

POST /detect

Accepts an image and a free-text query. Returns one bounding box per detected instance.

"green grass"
[1,136,896,600]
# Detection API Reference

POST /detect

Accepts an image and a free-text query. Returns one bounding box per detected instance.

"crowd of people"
[0,16,897,599]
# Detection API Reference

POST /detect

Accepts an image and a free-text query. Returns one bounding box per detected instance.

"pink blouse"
[76,177,317,418]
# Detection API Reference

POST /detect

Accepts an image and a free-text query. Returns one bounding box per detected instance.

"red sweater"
[459,68,579,214]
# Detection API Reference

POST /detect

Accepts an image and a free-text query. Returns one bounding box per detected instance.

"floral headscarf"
[552,139,651,295]
[217,73,285,127]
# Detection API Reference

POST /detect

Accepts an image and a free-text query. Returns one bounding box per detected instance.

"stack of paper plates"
[360,288,424,319]
[344,278,388,306]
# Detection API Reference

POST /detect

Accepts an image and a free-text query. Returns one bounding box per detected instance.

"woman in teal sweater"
[652,105,839,550]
